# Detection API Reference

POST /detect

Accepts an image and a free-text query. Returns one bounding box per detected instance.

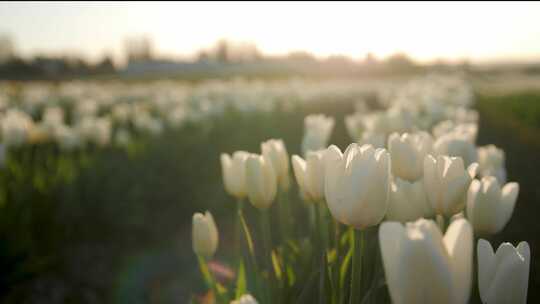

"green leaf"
[271,250,283,281]
[339,244,352,295]
[235,260,247,299]
[239,211,255,257]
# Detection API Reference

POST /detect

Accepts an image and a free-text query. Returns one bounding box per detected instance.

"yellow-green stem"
[349,229,364,304]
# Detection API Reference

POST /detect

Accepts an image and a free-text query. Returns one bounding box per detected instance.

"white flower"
[424,155,477,217]
[388,132,433,181]
[477,239,530,304]
[192,211,219,258]
[1,109,34,147]
[386,178,434,222]
[477,145,506,183]
[434,132,478,166]
[379,218,473,304]
[466,176,519,236]
[230,294,258,304]
[291,150,326,202]
[261,139,290,191]
[221,151,249,199]
[324,144,390,229]
[245,154,277,210]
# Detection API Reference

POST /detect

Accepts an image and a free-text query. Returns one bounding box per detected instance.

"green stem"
[260,210,273,304]
[235,198,244,255]
[314,203,322,255]
[278,190,290,243]
[349,229,364,304]
[197,255,220,302]
[318,202,329,253]
[238,206,261,299]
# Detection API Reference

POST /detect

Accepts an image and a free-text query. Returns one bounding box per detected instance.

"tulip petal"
[379,222,407,304]
[496,182,519,233]
[443,218,473,304]
[477,239,496,302]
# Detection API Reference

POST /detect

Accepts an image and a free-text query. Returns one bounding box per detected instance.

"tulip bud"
[386,178,434,222]
[424,155,477,217]
[221,151,249,199]
[301,114,334,155]
[324,144,390,229]
[466,177,519,236]
[230,294,259,304]
[261,139,290,191]
[434,132,478,166]
[379,218,473,304]
[192,211,219,258]
[477,145,507,183]
[245,154,277,210]
[291,150,326,202]
[388,132,433,182]
[477,239,530,304]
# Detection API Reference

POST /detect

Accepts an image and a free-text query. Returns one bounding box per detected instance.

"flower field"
[0,74,538,303]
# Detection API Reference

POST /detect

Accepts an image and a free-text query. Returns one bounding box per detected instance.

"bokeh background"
[0,2,539,303]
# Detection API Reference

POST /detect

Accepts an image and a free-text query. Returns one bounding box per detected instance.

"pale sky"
[1,1,540,65]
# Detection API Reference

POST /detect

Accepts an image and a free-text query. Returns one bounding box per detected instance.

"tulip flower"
[379,218,473,304]
[433,132,478,166]
[245,154,277,210]
[477,239,530,304]
[291,150,326,202]
[221,151,250,199]
[424,155,477,217]
[388,132,433,182]
[301,114,334,155]
[324,144,390,229]
[192,211,219,258]
[477,145,506,184]
[466,176,519,236]
[386,178,434,222]
[230,294,259,304]
[261,139,290,191]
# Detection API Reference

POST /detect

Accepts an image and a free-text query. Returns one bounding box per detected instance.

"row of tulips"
[192,78,528,303]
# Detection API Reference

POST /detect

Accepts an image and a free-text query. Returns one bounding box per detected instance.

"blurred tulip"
[324,144,390,229]
[388,132,433,181]
[245,154,277,210]
[192,211,219,258]
[477,145,506,184]
[386,178,434,222]
[291,150,326,202]
[434,132,478,166]
[466,176,519,236]
[230,294,258,304]
[221,151,249,199]
[261,139,290,191]
[301,114,334,155]
[477,239,530,304]
[379,218,473,304]
[424,155,477,217]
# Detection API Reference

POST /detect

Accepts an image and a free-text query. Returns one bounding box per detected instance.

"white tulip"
[220,151,249,199]
[324,144,390,229]
[379,218,473,304]
[291,150,326,202]
[424,155,477,217]
[245,154,277,210]
[434,132,478,166]
[230,294,259,304]
[261,139,290,191]
[301,114,334,155]
[477,239,530,304]
[386,178,434,222]
[1,109,34,147]
[192,211,219,258]
[359,131,386,149]
[388,132,433,181]
[477,145,506,183]
[466,177,519,236]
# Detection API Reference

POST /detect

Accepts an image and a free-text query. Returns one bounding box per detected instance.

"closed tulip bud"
[477,239,530,304]
[230,294,259,304]
[434,132,478,166]
[466,177,519,236]
[388,132,433,182]
[261,139,290,191]
[477,145,507,183]
[424,155,477,217]
[291,150,326,202]
[301,114,334,155]
[380,218,473,304]
[324,144,390,229]
[386,178,434,222]
[245,154,277,210]
[192,211,219,258]
[221,151,249,199]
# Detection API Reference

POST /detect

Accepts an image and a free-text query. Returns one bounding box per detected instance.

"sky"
[1,1,540,65]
